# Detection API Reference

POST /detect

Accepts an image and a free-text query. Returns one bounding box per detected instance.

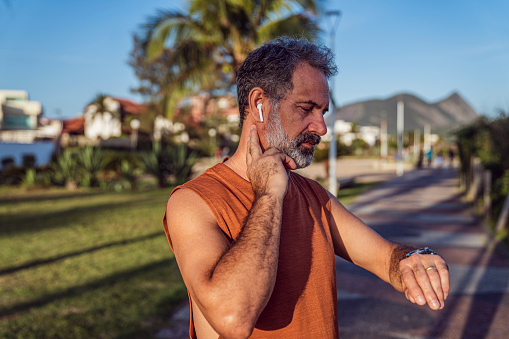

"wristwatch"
[405,247,437,258]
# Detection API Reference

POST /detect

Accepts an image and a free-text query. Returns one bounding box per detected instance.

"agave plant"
[77,146,110,187]
[20,168,37,189]
[140,147,168,188]
[167,143,199,186]
[117,159,143,190]
[52,150,80,190]
[140,143,198,187]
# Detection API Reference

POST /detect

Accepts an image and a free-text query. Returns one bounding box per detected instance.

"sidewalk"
[157,165,509,339]
[339,167,509,339]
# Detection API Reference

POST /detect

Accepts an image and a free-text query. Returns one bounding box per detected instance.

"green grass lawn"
[336,181,382,206]
[0,187,186,339]
[0,179,380,338]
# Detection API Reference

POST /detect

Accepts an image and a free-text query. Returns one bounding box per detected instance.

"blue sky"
[0,0,507,119]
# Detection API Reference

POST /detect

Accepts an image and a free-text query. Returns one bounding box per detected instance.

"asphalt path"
[338,167,509,339]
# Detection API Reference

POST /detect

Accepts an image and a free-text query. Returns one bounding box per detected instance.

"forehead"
[289,62,329,105]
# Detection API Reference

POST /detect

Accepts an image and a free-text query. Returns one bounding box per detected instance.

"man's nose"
[308,113,327,136]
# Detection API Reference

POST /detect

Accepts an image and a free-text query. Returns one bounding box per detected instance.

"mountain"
[335,92,478,134]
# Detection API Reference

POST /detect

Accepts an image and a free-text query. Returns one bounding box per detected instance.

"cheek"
[282,114,307,136]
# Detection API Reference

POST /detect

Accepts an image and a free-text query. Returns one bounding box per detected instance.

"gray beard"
[264,106,320,169]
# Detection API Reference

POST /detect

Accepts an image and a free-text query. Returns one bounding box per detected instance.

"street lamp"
[326,10,342,195]
[130,119,140,150]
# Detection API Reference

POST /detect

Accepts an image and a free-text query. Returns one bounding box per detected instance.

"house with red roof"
[83,96,145,141]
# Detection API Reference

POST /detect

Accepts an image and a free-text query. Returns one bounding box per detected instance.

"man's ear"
[248,87,266,124]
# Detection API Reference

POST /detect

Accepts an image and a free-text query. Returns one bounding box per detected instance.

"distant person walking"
[416,150,424,169]
[426,148,434,168]
[435,151,444,169]
[448,148,455,168]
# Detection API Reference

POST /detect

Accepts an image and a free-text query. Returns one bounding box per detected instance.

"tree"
[132,0,323,119]
[87,93,115,115]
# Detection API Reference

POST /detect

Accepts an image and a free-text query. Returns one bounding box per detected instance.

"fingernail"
[250,125,255,130]
[417,296,425,305]
[444,292,448,300]
[431,300,440,309]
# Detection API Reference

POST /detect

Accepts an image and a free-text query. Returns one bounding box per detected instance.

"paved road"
[339,168,509,339]
[157,167,509,339]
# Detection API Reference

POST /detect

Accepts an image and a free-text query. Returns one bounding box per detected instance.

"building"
[0,90,41,130]
[175,93,239,126]
[84,96,140,141]
[323,118,381,147]
[0,89,62,143]
[0,90,63,169]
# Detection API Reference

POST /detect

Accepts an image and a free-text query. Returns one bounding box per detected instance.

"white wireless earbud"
[257,103,264,122]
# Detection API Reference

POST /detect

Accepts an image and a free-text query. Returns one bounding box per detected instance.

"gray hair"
[236,36,338,127]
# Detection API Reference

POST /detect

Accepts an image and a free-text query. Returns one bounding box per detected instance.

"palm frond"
[134,0,324,120]
[257,12,322,43]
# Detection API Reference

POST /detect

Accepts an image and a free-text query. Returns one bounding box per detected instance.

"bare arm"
[327,191,450,310]
[167,127,296,339]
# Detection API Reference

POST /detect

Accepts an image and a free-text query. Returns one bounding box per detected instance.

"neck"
[224,153,249,181]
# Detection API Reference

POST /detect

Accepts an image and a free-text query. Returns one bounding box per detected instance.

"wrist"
[388,245,412,289]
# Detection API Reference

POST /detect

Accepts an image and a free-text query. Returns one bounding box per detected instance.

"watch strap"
[405,246,437,258]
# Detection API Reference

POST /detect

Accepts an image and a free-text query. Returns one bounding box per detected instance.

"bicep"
[327,190,395,281]
[166,189,230,305]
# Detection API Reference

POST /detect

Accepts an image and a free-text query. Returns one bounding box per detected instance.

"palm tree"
[136,0,323,118]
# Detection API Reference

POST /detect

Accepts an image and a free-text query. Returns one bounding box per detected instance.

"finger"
[425,266,445,309]
[403,282,416,304]
[401,259,442,310]
[400,265,427,306]
[406,291,415,304]
[249,126,262,158]
[281,153,297,170]
[263,148,297,171]
[247,126,261,166]
[436,261,450,300]
[413,264,441,310]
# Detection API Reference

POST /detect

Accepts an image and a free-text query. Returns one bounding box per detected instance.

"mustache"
[295,132,321,146]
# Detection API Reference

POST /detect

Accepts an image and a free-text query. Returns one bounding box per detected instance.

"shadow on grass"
[0,259,177,318]
[0,231,163,276]
[0,193,167,235]
[0,190,105,204]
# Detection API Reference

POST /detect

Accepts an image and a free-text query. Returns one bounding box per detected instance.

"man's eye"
[300,107,313,114]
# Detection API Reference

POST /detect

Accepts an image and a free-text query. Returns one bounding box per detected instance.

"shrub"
[117,159,143,190]
[455,113,509,237]
[77,146,110,187]
[52,149,81,190]
[140,142,198,187]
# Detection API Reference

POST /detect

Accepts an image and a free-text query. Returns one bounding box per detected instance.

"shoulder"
[290,171,331,204]
[166,166,225,239]
[166,187,217,237]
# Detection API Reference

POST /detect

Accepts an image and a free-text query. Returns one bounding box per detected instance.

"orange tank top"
[163,163,339,338]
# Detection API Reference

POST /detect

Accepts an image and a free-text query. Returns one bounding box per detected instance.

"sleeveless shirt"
[163,163,339,338]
